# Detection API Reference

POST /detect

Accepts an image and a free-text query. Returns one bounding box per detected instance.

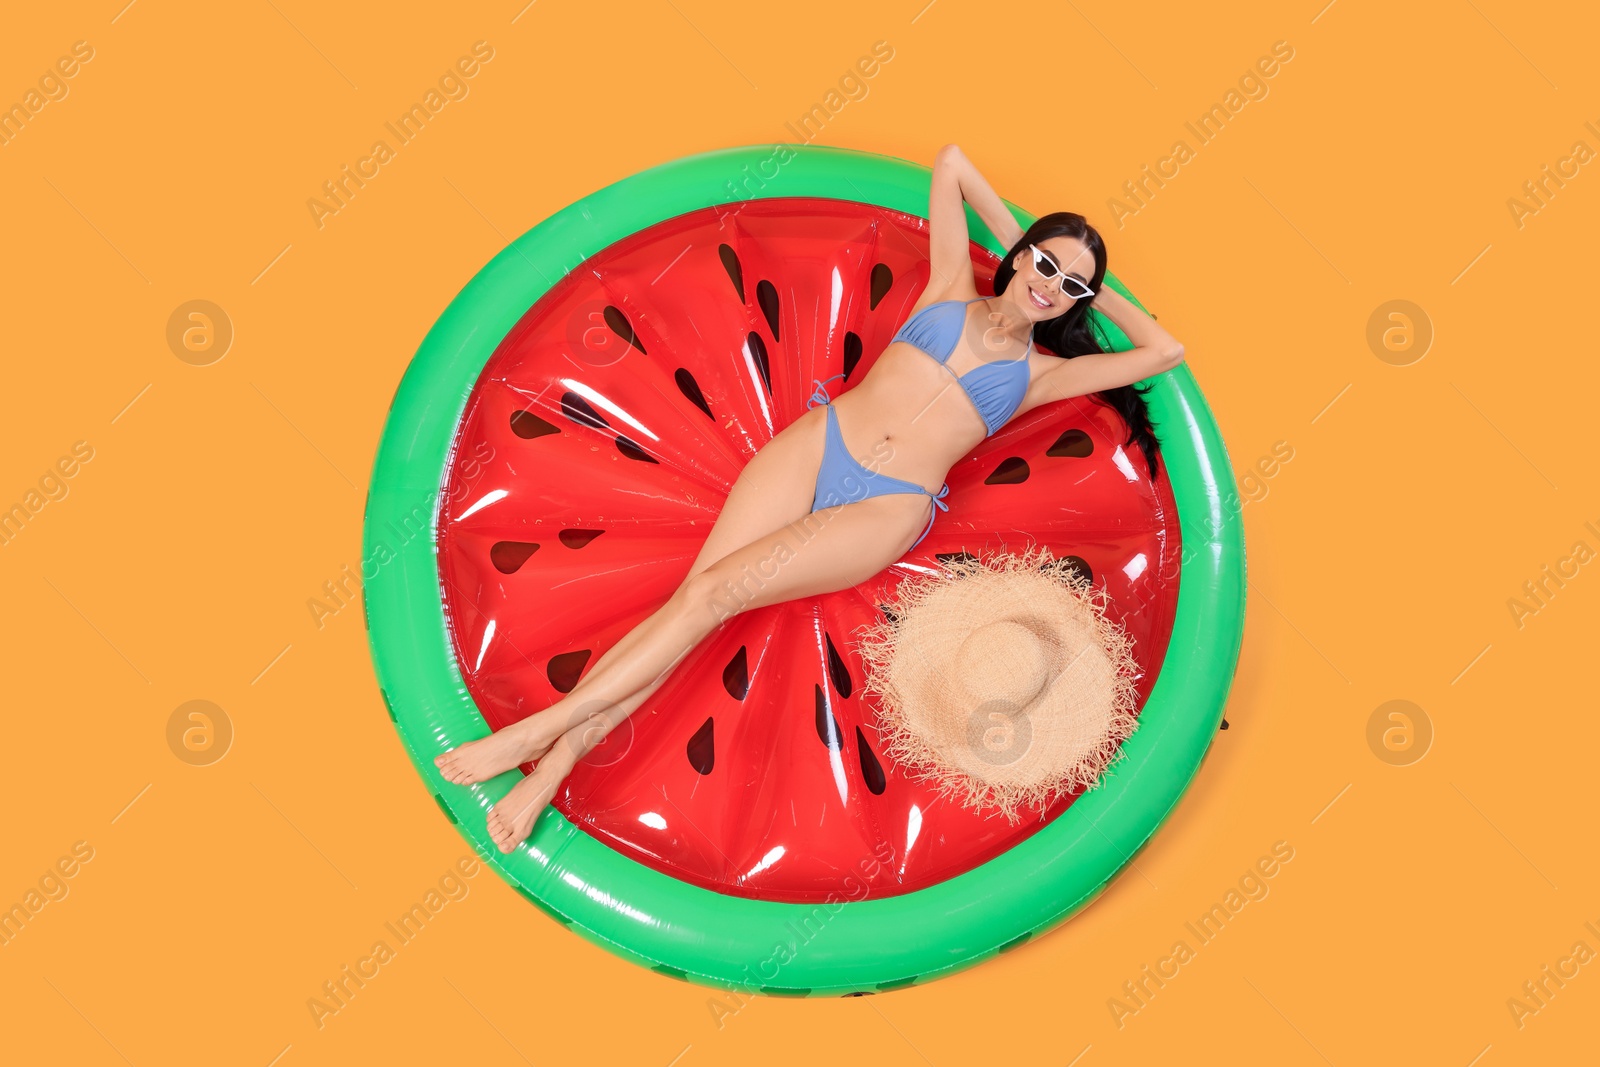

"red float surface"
[436,198,1182,903]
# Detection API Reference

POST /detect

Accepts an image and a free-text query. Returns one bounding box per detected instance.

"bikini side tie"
[806,373,847,410]
[911,482,951,548]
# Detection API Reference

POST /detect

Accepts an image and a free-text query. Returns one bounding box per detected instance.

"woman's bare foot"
[434,712,567,785]
[485,723,589,853]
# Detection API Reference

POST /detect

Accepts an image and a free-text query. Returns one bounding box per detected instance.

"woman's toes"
[493,804,529,853]
[486,798,516,852]
[486,809,511,852]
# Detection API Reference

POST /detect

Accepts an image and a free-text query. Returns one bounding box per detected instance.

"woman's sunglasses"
[1029,244,1095,300]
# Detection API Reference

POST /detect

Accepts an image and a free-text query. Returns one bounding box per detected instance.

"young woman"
[436,143,1186,852]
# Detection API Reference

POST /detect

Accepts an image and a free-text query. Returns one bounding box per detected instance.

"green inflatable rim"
[362,143,1246,996]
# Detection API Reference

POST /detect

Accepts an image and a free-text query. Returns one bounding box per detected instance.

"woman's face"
[1014,236,1095,319]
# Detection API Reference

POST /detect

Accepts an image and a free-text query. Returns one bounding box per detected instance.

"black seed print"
[687,716,715,775]
[1063,556,1093,584]
[489,541,540,574]
[1046,428,1094,458]
[984,457,1030,485]
[1220,718,1230,731]
[843,331,863,380]
[561,393,611,431]
[676,368,714,420]
[547,649,591,693]
[814,684,843,750]
[718,243,745,302]
[603,305,647,354]
[824,633,853,697]
[558,529,604,549]
[1039,554,1094,586]
[746,331,772,392]
[614,435,659,464]
[756,279,780,341]
[723,646,750,700]
[869,263,893,309]
[509,409,558,439]
[856,726,886,795]
[877,602,899,625]
[842,991,875,997]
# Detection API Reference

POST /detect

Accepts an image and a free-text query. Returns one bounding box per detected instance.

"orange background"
[3,1,1597,1063]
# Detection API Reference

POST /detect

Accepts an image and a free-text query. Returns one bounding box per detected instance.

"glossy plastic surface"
[435,197,1183,902]
[363,144,1246,995]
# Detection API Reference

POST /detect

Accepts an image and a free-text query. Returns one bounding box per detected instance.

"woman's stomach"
[828,342,986,490]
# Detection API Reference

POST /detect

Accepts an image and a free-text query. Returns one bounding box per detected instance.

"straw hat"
[855,544,1142,824]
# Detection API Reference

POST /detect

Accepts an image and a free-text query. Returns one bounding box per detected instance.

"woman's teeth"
[1030,287,1050,308]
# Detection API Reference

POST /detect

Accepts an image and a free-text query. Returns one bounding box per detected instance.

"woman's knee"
[683,538,805,622]
[677,569,749,627]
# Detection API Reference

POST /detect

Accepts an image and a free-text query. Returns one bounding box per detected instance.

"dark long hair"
[991,212,1162,479]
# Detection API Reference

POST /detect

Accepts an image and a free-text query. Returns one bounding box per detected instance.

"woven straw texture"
[855,545,1142,823]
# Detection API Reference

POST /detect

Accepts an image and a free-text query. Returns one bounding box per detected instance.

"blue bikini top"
[891,298,1031,436]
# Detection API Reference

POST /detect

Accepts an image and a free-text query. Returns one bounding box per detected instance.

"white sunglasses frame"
[1028,244,1095,300]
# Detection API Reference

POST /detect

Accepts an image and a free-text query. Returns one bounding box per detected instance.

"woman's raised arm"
[925,145,977,300]
[1036,286,1185,401]
[1092,286,1183,360]
[936,144,1025,254]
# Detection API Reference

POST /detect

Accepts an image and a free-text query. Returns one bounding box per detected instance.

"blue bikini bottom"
[805,374,950,550]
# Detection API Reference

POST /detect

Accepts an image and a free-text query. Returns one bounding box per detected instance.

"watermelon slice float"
[363,145,1246,996]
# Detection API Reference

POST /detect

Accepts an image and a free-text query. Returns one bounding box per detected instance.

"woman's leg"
[435,407,829,786]
[482,491,933,852]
